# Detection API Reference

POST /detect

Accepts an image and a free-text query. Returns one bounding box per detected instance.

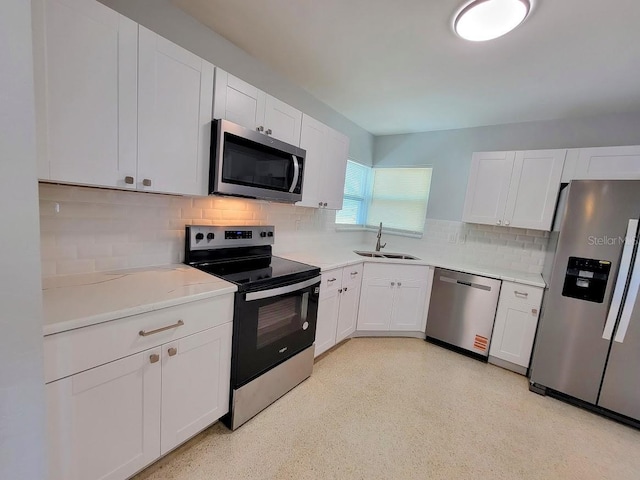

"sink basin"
[353,250,420,260]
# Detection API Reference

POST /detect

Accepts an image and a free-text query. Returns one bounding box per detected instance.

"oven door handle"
[288,155,300,193]
[245,276,321,301]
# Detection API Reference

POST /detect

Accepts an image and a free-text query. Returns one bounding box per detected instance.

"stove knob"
[195,233,204,241]
[207,233,215,241]
[267,232,273,237]
[260,232,267,238]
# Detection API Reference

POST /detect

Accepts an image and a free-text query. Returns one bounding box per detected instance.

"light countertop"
[279,244,546,288]
[42,264,237,336]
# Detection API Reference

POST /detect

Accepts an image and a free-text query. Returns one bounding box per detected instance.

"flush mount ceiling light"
[454,0,531,42]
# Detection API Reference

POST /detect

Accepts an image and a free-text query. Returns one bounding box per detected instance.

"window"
[335,160,370,225]
[336,163,432,236]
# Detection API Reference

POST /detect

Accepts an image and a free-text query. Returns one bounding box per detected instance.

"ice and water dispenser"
[562,257,612,303]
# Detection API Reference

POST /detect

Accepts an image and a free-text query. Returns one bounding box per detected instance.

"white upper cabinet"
[213,70,264,131]
[297,114,350,210]
[503,149,566,230]
[213,68,302,146]
[462,151,515,226]
[263,95,303,145]
[137,27,214,196]
[463,149,566,231]
[563,145,640,180]
[32,0,138,188]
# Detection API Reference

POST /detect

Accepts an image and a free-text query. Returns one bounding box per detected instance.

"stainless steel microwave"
[209,119,306,203]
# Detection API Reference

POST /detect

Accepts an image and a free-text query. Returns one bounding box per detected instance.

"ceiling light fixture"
[454,0,531,42]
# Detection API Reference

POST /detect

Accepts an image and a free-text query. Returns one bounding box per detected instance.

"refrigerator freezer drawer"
[426,268,502,357]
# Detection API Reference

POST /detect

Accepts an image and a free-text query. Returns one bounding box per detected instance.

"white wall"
[0,1,47,479]
[98,0,374,165]
[374,111,640,221]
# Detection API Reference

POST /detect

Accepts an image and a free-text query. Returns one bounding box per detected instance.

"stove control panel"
[186,225,275,251]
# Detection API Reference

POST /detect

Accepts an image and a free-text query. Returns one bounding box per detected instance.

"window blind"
[336,161,370,224]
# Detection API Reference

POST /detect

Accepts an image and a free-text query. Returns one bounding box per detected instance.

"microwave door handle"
[614,237,640,343]
[289,155,300,193]
[603,219,639,340]
[245,276,321,301]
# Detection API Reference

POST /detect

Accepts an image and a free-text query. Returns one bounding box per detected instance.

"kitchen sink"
[353,250,420,260]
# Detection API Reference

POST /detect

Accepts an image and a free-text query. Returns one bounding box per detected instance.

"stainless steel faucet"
[375,222,386,251]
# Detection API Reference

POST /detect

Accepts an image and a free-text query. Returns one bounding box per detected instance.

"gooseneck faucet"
[375,222,386,252]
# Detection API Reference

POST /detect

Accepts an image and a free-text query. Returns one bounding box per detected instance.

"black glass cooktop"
[192,255,320,291]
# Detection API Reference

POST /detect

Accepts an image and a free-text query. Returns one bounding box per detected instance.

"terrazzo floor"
[133,337,640,480]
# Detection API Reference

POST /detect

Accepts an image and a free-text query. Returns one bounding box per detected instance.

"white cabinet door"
[357,278,395,331]
[316,288,341,357]
[161,323,232,454]
[573,145,640,180]
[489,282,543,370]
[462,151,515,226]
[47,348,161,480]
[213,70,265,131]
[297,114,327,208]
[323,127,350,210]
[504,149,566,230]
[137,27,213,196]
[32,0,138,187]
[335,265,363,342]
[389,279,429,332]
[263,95,302,146]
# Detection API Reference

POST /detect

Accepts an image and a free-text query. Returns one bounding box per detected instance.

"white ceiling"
[174,0,640,135]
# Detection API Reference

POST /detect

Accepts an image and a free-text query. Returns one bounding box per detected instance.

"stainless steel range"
[184,225,320,430]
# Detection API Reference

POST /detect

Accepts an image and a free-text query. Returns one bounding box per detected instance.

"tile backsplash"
[38,183,361,277]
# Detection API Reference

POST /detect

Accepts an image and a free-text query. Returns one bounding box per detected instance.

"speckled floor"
[133,338,640,480]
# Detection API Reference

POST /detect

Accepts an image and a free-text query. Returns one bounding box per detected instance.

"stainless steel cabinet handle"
[149,353,159,364]
[338,288,343,293]
[139,320,184,337]
[318,202,323,207]
[265,128,272,135]
[168,347,178,357]
[391,282,395,286]
[124,176,134,185]
[504,220,511,226]
[256,125,264,132]
[496,220,502,225]
[344,287,348,292]
[397,282,402,287]
[142,178,152,187]
[350,271,359,276]
[514,291,529,297]
[323,202,328,207]
[328,278,337,283]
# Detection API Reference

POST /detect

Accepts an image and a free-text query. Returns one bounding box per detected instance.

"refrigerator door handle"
[614,236,640,343]
[603,219,639,340]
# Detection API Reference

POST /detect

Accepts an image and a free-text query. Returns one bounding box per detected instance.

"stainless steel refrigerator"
[530,180,640,424]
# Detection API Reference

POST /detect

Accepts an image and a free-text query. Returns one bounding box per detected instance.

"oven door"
[233,276,320,387]
[210,119,305,202]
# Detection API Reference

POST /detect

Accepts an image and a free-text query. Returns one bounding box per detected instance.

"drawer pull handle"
[514,291,529,297]
[328,278,337,283]
[139,320,184,337]
[149,354,160,364]
[350,271,359,276]
[168,347,178,357]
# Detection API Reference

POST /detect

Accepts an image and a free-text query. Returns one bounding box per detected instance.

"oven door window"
[257,294,308,349]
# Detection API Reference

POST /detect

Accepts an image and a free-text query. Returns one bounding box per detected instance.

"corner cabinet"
[45,295,233,480]
[296,114,350,210]
[213,68,302,146]
[488,281,543,375]
[315,263,363,357]
[356,264,433,333]
[33,0,214,196]
[462,149,566,231]
[561,145,640,181]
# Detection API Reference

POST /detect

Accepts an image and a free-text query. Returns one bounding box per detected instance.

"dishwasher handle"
[439,275,493,292]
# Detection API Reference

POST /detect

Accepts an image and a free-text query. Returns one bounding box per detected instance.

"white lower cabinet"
[489,281,544,374]
[357,264,433,333]
[46,297,233,480]
[315,264,363,357]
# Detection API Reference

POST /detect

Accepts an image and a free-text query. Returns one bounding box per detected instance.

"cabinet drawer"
[44,295,234,383]
[342,263,363,287]
[364,263,430,282]
[320,269,343,297]
[500,282,543,307]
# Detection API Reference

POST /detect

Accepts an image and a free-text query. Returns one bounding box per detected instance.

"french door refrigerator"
[530,180,640,424]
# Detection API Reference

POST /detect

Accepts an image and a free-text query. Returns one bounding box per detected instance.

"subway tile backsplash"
[38,183,353,277]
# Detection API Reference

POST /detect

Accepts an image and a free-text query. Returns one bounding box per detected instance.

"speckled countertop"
[42,264,237,336]
[279,244,546,288]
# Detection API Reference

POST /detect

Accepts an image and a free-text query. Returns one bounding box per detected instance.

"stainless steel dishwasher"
[426,268,502,358]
